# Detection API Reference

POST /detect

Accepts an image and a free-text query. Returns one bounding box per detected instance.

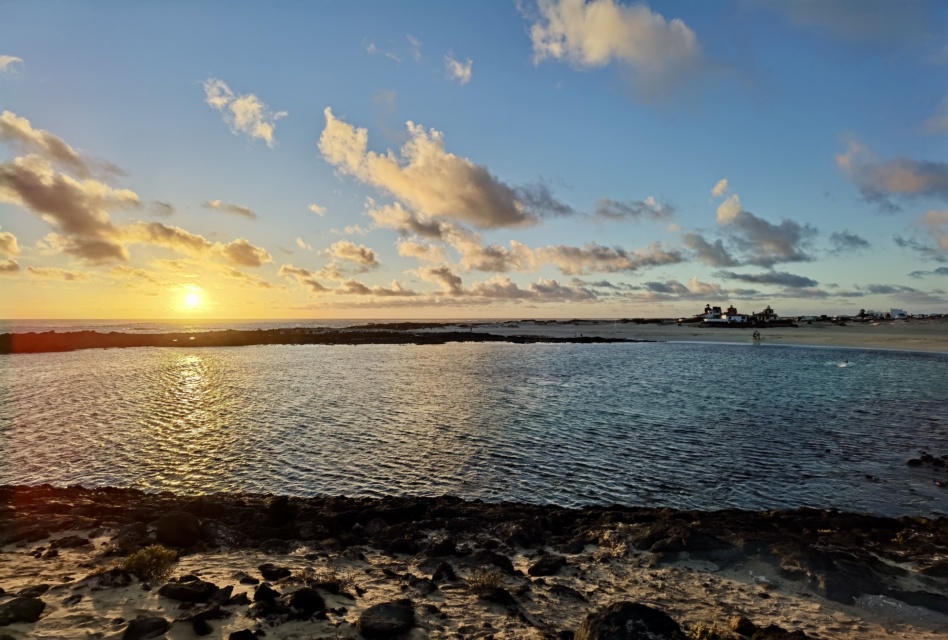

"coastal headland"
[3,317,948,354]
[1,485,946,639]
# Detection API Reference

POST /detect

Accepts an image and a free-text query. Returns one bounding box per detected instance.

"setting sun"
[184,292,200,308]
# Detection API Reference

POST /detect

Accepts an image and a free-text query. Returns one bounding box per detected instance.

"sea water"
[1,341,946,516]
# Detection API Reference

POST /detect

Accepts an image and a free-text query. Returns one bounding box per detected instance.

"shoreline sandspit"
[1,485,946,639]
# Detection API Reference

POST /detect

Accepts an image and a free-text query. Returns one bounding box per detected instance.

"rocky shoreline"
[0,325,641,354]
[1,485,947,639]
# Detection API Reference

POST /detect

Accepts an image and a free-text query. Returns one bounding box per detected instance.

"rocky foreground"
[1,485,947,639]
[0,325,639,354]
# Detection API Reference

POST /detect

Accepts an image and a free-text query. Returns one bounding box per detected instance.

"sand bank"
[1,486,947,639]
[422,318,948,353]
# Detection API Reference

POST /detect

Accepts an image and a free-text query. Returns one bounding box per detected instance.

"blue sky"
[1,0,947,319]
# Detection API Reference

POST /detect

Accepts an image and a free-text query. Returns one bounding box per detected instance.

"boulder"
[157,578,219,603]
[258,562,291,581]
[575,602,687,640]
[0,597,46,626]
[17,584,50,598]
[155,510,202,548]
[357,599,415,638]
[529,554,567,576]
[286,587,325,618]
[50,534,90,549]
[121,615,169,640]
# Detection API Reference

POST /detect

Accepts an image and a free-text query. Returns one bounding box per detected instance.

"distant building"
[890,308,908,319]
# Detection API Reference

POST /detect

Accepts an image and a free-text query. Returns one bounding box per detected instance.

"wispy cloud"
[203,77,286,147]
[837,140,948,212]
[203,199,257,220]
[0,55,23,73]
[308,203,327,216]
[445,53,473,85]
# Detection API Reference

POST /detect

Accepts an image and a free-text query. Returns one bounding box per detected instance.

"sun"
[184,292,201,309]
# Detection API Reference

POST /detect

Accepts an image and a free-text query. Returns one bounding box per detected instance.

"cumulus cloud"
[0,155,136,262]
[829,230,870,253]
[203,77,286,147]
[533,241,683,275]
[126,222,272,267]
[683,232,739,267]
[203,199,257,219]
[0,55,22,73]
[0,257,18,274]
[0,111,114,179]
[593,196,673,222]
[308,203,327,216]
[0,227,19,256]
[527,0,705,100]
[748,0,933,45]
[711,185,815,266]
[278,264,331,293]
[397,239,447,264]
[319,108,571,228]
[445,54,473,84]
[223,269,275,289]
[326,240,381,270]
[715,269,819,288]
[26,266,90,281]
[416,265,465,295]
[295,237,311,251]
[279,263,413,297]
[837,141,948,212]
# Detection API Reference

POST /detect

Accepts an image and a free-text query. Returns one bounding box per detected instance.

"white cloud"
[528,0,704,100]
[0,227,19,256]
[716,193,742,224]
[710,178,729,197]
[0,258,19,273]
[203,77,286,147]
[308,203,327,216]
[295,237,311,251]
[0,111,115,179]
[0,56,23,73]
[836,140,948,212]
[319,108,568,229]
[407,35,423,62]
[326,240,380,270]
[445,54,473,85]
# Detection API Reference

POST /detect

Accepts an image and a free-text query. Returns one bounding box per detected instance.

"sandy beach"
[1,486,947,639]
[420,318,948,354]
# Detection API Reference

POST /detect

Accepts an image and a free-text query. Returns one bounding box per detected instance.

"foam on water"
[1,342,946,516]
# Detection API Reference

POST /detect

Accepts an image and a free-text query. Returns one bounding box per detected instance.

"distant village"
[678,304,944,327]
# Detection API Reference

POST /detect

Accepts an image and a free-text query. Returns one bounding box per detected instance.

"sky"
[1,0,947,320]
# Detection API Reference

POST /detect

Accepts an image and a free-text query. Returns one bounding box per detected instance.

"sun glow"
[178,286,205,313]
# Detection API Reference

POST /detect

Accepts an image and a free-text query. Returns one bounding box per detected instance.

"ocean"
[1,338,946,517]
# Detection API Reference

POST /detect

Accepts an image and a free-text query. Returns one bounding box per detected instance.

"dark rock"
[42,549,59,559]
[236,571,259,585]
[121,614,169,640]
[17,583,50,598]
[192,618,213,636]
[266,495,298,526]
[425,537,458,557]
[382,536,420,555]
[50,534,90,549]
[478,587,519,611]
[432,561,457,582]
[63,594,84,606]
[408,575,438,596]
[254,582,280,604]
[286,587,325,618]
[730,615,757,636]
[920,559,948,577]
[884,589,948,615]
[229,631,257,640]
[158,578,219,603]
[77,567,133,589]
[258,562,291,581]
[357,599,416,639]
[0,597,46,626]
[227,592,251,606]
[155,510,202,548]
[749,624,810,639]
[550,584,587,601]
[364,517,388,536]
[469,550,515,575]
[575,602,687,640]
[529,554,567,576]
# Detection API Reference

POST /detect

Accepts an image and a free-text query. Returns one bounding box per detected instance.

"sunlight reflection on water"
[1,342,947,516]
